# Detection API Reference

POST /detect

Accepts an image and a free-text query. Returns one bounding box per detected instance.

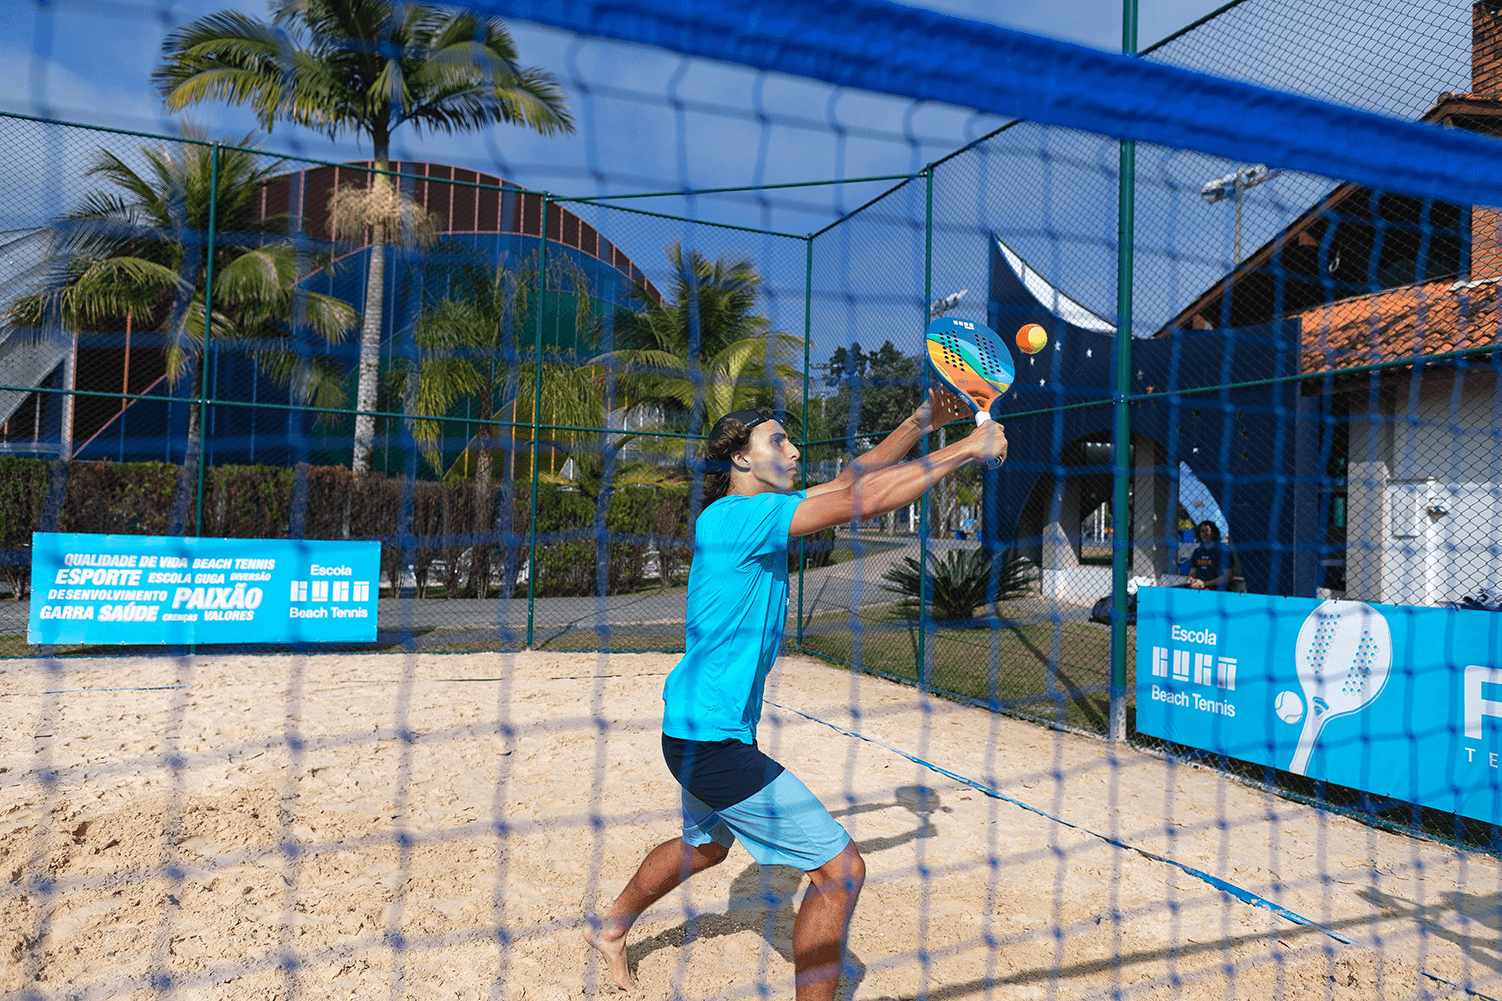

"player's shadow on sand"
[623,785,947,1000]
[1358,886,1502,973]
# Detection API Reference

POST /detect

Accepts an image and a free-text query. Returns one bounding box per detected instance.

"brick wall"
[1474,3,1502,277]
[1475,2,1502,98]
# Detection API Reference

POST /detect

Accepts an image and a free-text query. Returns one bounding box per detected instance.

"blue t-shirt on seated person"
[662,490,806,744]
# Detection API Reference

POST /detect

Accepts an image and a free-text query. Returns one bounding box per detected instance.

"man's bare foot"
[583,917,636,991]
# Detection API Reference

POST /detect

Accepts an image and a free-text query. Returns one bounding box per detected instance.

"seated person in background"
[1184,520,1232,590]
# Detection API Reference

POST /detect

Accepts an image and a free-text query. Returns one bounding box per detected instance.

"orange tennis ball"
[1016,323,1048,354]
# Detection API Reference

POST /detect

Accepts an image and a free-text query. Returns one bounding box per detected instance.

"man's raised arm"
[789,420,1006,537]
[804,390,972,499]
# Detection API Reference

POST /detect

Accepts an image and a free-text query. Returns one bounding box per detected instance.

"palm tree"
[403,249,603,493]
[4,138,356,488]
[602,243,804,433]
[154,0,575,474]
[400,249,605,596]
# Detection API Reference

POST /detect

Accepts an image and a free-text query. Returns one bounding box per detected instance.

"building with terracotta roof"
[981,2,1502,607]
[1155,1,1502,605]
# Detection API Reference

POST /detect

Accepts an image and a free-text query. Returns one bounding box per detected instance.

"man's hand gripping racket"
[925,317,1015,468]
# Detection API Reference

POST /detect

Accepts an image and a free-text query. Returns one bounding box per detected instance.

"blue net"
[3,1,1502,999]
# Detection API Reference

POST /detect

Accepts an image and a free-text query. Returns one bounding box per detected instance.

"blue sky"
[2,1,1227,198]
[0,1,1472,364]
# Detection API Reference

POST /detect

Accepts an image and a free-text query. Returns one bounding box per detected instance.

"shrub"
[607,483,688,594]
[0,458,50,597]
[289,464,400,542]
[881,547,1037,621]
[515,482,595,597]
[0,456,703,599]
[652,490,692,587]
[407,482,447,596]
[789,527,836,573]
[207,465,295,539]
[61,461,179,537]
[296,464,354,539]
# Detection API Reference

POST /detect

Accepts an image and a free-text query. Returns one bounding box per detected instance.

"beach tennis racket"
[1287,600,1392,776]
[926,317,1015,468]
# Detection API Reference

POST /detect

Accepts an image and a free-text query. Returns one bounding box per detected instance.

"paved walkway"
[373,535,936,634]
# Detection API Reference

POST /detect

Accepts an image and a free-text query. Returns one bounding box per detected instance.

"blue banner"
[1136,587,1502,826]
[28,533,380,645]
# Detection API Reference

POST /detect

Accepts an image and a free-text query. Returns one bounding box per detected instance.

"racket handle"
[1288,713,1325,776]
[973,410,1001,467]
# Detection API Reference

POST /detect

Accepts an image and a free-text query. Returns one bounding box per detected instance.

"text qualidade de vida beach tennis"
[42,552,369,624]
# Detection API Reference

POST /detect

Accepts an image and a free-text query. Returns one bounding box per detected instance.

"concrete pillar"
[1132,436,1172,579]
[1040,474,1081,573]
[1346,415,1391,603]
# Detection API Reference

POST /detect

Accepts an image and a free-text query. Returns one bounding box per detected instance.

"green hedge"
[61,461,180,537]
[0,459,836,601]
[509,482,694,598]
[0,458,51,598]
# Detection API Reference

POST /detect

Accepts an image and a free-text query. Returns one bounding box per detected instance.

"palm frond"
[881,548,1039,621]
[253,351,350,409]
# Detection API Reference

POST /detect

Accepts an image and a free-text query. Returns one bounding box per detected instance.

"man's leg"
[583,837,730,990]
[792,840,866,1001]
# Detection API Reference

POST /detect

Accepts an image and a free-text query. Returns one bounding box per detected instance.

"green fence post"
[918,167,933,687]
[194,142,219,538]
[1110,0,1139,742]
[799,235,812,646]
[527,195,550,649]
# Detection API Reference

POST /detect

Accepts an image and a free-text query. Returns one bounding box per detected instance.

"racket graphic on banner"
[925,317,1015,468]
[1287,599,1393,776]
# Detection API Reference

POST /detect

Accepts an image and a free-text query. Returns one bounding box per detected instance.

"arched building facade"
[1,161,658,475]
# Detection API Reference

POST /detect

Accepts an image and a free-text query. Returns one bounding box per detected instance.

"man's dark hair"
[703,407,775,503]
[1197,520,1222,541]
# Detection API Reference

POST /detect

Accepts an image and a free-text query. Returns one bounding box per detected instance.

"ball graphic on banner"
[1016,323,1048,354]
[1274,690,1304,724]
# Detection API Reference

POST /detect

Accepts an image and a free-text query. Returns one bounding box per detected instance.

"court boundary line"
[769,699,1357,945]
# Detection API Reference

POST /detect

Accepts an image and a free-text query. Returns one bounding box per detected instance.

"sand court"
[1,650,1497,1000]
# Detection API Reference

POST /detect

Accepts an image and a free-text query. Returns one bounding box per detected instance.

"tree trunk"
[496,395,521,599]
[468,400,496,599]
[60,328,77,460]
[170,385,202,536]
[351,164,390,475]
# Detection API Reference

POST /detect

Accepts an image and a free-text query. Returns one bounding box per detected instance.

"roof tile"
[1296,278,1502,373]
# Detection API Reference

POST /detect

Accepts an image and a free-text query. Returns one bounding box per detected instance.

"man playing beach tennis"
[585,392,1006,999]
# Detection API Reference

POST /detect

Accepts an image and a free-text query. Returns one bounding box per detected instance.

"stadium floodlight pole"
[799,235,813,647]
[1201,164,1279,264]
[527,195,550,650]
[194,142,220,538]
[1109,1,1139,744]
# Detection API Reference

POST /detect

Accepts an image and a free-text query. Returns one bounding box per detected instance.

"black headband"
[708,409,785,443]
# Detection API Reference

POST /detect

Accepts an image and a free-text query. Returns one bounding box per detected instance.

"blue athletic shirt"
[661,490,806,743]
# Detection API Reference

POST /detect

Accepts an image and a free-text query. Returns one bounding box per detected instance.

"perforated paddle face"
[925,317,1015,420]
[1287,599,1393,776]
